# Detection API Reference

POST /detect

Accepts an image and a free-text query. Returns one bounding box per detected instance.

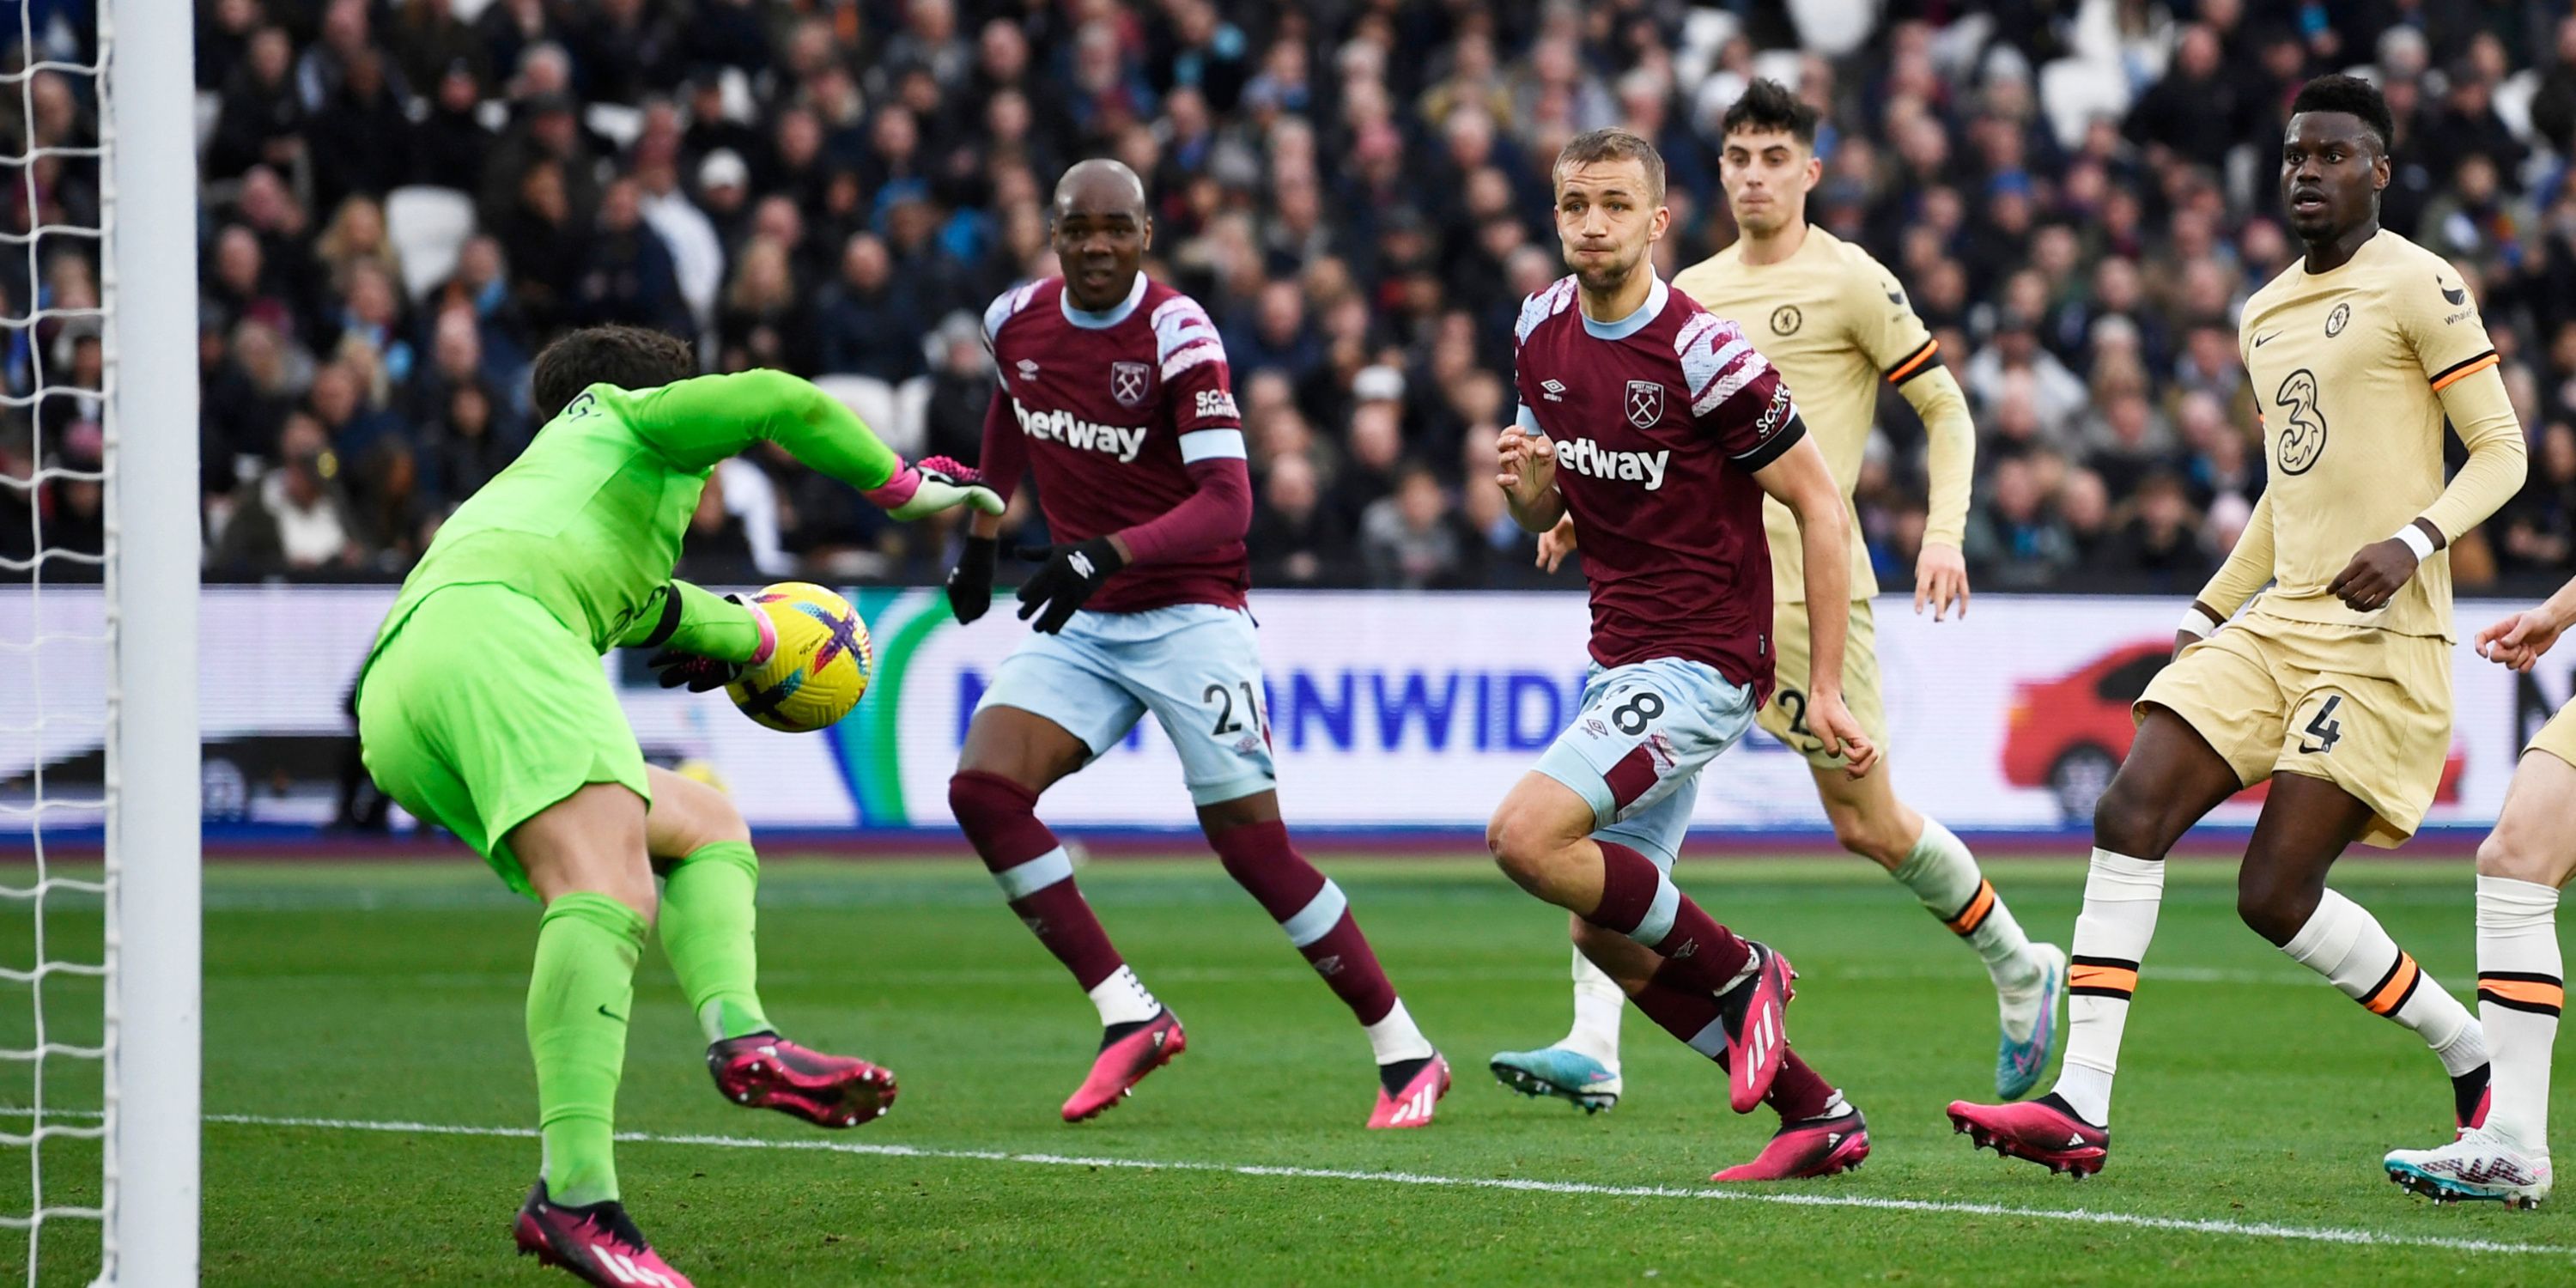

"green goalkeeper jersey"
[368,369,902,662]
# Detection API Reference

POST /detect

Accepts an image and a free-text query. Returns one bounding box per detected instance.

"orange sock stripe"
[2429,351,2500,392]
[2478,975,2566,1014]
[1944,880,1997,935]
[2068,963,2138,996]
[2363,953,2421,1016]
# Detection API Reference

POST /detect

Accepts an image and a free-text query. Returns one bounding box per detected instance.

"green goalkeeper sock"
[659,841,775,1042]
[528,891,645,1207]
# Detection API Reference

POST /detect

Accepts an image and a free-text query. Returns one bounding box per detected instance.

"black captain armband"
[1731,410,1809,473]
[633,582,686,649]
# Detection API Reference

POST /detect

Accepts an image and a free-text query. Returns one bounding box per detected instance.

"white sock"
[2051,848,2166,1127]
[1891,817,2040,990]
[1086,964,1161,1027]
[1561,947,1625,1066]
[2476,875,2562,1155]
[1364,998,1437,1065]
[2281,888,2480,1072]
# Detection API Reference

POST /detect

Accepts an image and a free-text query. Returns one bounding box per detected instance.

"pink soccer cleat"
[708,1034,897,1129]
[1718,944,1796,1114]
[1063,1008,1188,1122]
[513,1182,693,1288]
[1367,1054,1452,1129]
[1948,1094,2110,1177]
[1711,1107,1870,1182]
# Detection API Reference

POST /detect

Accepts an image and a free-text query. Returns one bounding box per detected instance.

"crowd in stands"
[18,0,2576,593]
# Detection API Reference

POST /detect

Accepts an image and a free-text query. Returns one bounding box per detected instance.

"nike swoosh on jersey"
[2254,331,2281,347]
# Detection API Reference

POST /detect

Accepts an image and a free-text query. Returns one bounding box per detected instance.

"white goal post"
[100,0,198,1281]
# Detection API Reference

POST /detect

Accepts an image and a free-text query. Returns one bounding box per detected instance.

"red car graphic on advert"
[2001,641,2466,824]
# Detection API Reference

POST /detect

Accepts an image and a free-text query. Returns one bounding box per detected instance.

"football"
[725,582,874,733]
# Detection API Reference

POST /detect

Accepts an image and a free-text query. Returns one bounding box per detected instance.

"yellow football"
[724,582,874,732]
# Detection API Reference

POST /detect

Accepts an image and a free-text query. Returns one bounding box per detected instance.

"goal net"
[2,0,197,1282]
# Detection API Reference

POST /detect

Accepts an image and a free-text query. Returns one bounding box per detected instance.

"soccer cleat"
[1369,1053,1453,1128]
[1716,943,1796,1114]
[1947,1093,2110,1177]
[2387,1128,2553,1208]
[708,1033,897,1129]
[513,1182,692,1288]
[1995,943,2069,1101]
[1710,1106,1871,1182]
[1062,1007,1187,1123]
[1488,1046,1623,1113]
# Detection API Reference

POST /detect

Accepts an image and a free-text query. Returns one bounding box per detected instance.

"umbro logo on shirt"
[1017,359,1041,376]
[1540,379,1567,402]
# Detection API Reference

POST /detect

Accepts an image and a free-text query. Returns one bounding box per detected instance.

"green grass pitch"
[6,854,2576,1285]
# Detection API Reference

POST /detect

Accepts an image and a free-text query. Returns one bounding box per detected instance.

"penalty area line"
[193,1110,2570,1259]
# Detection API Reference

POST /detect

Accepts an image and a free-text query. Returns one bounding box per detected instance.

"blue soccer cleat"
[1490,1046,1623,1113]
[1995,943,2067,1100]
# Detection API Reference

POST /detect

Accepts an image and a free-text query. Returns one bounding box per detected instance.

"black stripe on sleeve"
[1729,410,1807,473]
[1883,338,1943,385]
[634,582,686,649]
[2427,349,2500,386]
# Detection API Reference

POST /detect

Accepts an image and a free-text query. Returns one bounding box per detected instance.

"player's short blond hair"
[1553,128,1667,205]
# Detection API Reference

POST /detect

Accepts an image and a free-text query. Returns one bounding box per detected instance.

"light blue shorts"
[976,604,1278,806]
[1534,657,1759,870]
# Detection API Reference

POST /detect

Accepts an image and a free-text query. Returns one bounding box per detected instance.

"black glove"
[1014,537,1127,634]
[948,535,999,624]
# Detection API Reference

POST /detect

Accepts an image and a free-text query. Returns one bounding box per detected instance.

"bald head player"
[943,160,1454,1129]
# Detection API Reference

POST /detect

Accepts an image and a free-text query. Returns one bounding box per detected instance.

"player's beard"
[1572,243,1648,298]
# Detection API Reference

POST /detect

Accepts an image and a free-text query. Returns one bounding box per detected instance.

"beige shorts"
[2526,704,2576,770]
[2138,612,2451,848]
[1755,598,1887,770]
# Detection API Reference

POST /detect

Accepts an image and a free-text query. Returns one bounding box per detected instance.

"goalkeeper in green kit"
[356,325,1000,1288]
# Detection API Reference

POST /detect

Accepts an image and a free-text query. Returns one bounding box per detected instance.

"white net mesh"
[0,2,115,1283]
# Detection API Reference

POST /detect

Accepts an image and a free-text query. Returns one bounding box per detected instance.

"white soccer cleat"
[2385,1128,2553,1209]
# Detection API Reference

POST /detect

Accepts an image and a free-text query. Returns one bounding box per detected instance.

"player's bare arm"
[1753,435,1879,777]
[1497,424,1564,531]
[1535,513,1577,572]
[2478,575,2576,671]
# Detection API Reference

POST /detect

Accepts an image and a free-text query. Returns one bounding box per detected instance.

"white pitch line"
[167,1110,2570,1260]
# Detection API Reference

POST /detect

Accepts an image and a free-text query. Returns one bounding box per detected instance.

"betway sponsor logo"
[1013,402,1148,462]
[1553,437,1670,490]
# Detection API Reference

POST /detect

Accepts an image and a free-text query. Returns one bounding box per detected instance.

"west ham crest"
[1625,380,1664,428]
[1111,361,1151,408]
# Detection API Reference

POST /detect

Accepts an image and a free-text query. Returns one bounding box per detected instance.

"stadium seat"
[385,185,477,302]
[2039,58,2135,149]
[584,103,643,154]
[813,374,926,459]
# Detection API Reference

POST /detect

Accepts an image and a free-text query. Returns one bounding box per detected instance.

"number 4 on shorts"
[2300,694,2344,755]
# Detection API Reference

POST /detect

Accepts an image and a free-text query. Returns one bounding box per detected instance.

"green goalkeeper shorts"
[357,583,652,899]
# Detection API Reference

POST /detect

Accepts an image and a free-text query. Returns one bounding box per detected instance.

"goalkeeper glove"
[1014,538,1126,635]
[948,534,999,624]
[647,592,779,691]
[863,455,1005,522]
